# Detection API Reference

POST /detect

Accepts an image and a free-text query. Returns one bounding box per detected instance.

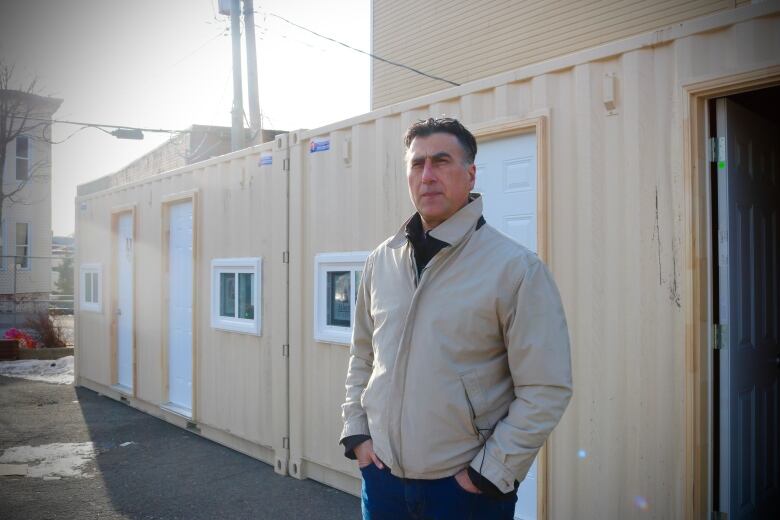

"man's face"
[406,132,476,230]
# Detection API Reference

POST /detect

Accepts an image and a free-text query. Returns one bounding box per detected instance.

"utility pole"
[229,0,245,151]
[243,0,262,144]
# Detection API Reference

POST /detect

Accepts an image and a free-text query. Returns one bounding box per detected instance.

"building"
[370,0,754,108]
[77,125,285,196]
[0,89,62,320]
[75,3,779,519]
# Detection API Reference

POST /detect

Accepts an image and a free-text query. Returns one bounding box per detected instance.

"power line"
[261,12,460,87]
[27,116,261,145]
[47,125,92,145]
[20,116,190,144]
[161,27,229,75]
[25,116,183,134]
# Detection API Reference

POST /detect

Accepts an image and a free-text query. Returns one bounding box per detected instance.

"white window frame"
[80,263,102,313]
[210,257,262,335]
[15,135,30,181]
[15,222,31,271]
[314,251,369,345]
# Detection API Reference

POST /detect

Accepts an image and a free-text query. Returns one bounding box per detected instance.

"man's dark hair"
[403,117,478,165]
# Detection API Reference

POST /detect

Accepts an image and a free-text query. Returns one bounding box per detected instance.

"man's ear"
[468,163,477,189]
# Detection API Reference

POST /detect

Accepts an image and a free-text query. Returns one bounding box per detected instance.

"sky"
[0,0,370,237]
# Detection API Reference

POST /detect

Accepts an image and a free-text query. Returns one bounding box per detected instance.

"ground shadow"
[0,376,360,519]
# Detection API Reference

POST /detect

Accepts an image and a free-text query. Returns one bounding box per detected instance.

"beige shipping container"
[75,140,291,473]
[76,3,780,518]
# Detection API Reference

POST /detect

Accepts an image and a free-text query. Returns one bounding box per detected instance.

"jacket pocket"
[459,370,487,438]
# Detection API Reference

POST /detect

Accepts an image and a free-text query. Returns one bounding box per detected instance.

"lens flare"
[577,449,587,459]
[634,495,649,511]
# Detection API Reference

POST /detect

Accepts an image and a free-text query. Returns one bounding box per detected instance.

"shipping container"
[76,4,780,518]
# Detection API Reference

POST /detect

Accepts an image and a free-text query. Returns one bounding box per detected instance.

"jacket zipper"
[410,248,419,287]
[398,243,447,472]
[398,245,433,473]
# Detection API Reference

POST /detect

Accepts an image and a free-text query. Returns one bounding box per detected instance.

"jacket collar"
[388,193,484,249]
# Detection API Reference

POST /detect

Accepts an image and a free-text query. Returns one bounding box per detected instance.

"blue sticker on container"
[309,137,330,153]
[259,153,272,166]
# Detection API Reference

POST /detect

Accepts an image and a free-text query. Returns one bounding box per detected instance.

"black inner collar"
[405,213,450,277]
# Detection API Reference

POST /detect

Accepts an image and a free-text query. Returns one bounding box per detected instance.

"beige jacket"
[340,195,572,493]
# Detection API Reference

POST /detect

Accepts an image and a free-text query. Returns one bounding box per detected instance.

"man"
[340,117,572,519]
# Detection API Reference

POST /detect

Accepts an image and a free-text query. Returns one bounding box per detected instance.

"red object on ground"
[3,328,37,349]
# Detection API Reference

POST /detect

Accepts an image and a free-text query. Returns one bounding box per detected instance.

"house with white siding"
[0,90,62,320]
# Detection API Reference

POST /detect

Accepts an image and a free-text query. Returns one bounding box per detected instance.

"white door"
[116,213,134,391]
[168,201,193,415]
[716,98,779,519]
[475,132,537,252]
[475,132,538,520]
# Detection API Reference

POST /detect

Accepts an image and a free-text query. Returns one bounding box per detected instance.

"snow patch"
[0,463,28,476]
[0,442,96,478]
[0,356,74,385]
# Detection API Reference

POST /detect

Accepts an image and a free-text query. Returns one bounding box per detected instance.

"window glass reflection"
[238,272,254,319]
[220,272,236,317]
[327,271,350,327]
[85,273,93,303]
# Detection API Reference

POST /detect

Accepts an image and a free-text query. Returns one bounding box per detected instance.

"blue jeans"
[360,463,517,520]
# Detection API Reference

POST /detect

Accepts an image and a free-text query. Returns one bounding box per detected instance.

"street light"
[110,128,144,140]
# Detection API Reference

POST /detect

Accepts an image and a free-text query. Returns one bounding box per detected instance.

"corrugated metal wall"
[75,140,290,472]
[75,4,780,518]
[371,0,733,108]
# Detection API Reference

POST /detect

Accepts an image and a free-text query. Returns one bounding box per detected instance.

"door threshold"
[111,384,133,397]
[161,402,192,419]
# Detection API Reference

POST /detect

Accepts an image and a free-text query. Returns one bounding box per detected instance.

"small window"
[16,136,30,181]
[15,223,30,270]
[314,251,369,345]
[80,264,102,312]
[211,258,261,335]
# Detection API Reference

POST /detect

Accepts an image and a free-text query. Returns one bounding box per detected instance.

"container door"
[168,201,193,415]
[474,132,538,520]
[116,212,134,391]
[475,133,537,252]
[716,97,779,519]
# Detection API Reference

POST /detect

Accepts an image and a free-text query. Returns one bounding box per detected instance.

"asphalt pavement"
[0,375,361,519]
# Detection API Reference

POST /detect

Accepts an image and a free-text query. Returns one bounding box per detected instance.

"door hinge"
[282,437,289,449]
[708,137,717,163]
[713,324,728,350]
[711,511,727,520]
[282,344,289,357]
[282,251,289,263]
[282,158,290,172]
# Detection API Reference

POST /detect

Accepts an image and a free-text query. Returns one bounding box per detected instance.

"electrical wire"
[46,125,91,145]
[261,12,461,87]
[26,7,459,146]
[24,116,184,134]
[161,27,229,74]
